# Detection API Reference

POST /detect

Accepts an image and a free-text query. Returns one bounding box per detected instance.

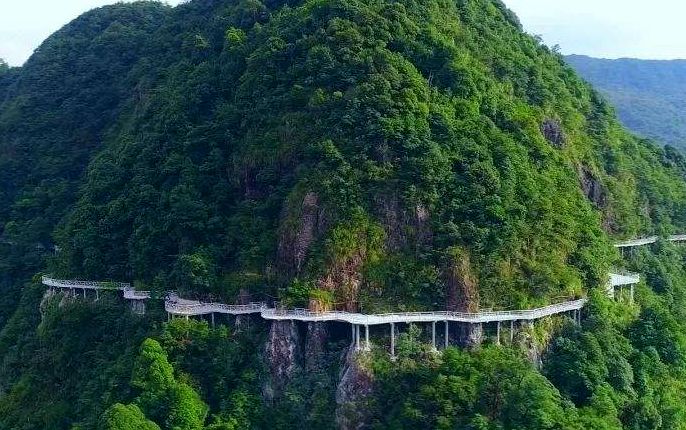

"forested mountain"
[3,1,686,429]
[567,54,686,149]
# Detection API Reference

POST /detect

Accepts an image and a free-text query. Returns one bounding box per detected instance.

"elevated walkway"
[615,234,686,248]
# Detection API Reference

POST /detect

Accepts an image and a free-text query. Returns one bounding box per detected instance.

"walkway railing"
[43,276,149,300]
[260,299,588,326]
[615,234,686,248]
[42,276,130,290]
[40,235,653,326]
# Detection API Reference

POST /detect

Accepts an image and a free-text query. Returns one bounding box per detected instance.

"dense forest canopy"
[567,54,686,150]
[2,0,686,429]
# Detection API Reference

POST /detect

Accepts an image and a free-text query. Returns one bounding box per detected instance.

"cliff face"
[264,320,303,401]
[336,349,374,430]
[2,0,681,317]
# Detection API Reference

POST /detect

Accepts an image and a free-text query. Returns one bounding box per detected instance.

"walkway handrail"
[615,234,686,248]
[42,276,130,290]
[41,243,653,325]
[258,299,587,325]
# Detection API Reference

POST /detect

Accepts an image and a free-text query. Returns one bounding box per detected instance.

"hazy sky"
[0,0,183,66]
[506,0,686,60]
[1,0,685,66]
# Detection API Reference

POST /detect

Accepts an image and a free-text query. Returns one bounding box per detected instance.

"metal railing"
[42,259,647,326]
[42,276,130,290]
[615,234,686,248]
[258,299,588,325]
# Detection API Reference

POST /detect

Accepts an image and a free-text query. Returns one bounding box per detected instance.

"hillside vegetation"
[567,54,686,150]
[2,0,686,429]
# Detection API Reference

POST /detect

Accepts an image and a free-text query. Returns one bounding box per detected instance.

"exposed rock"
[336,348,374,430]
[317,257,363,312]
[277,191,326,277]
[444,249,482,348]
[263,320,302,402]
[130,300,146,315]
[376,192,404,251]
[454,322,483,349]
[414,204,432,246]
[374,193,432,251]
[517,321,542,369]
[39,289,57,318]
[541,119,566,148]
[579,166,607,209]
[305,322,328,371]
[445,248,479,313]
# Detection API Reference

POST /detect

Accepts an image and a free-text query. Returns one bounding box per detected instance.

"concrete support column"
[365,325,370,351]
[211,313,215,328]
[390,323,395,359]
[432,321,437,351]
[630,285,635,304]
[185,315,189,321]
[496,321,501,345]
[356,325,361,350]
[444,320,449,349]
[510,320,514,343]
[351,324,356,345]
[95,289,99,301]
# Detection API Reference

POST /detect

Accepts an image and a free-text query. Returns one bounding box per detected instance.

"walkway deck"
[42,272,636,326]
[615,234,686,248]
[42,276,150,300]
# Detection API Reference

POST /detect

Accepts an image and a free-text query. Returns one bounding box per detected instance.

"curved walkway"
[42,268,638,326]
[615,234,686,248]
[42,277,150,300]
[39,235,668,353]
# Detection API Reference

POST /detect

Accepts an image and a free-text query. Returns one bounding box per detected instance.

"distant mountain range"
[566,54,686,149]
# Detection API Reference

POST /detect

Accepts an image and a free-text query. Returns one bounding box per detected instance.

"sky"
[1,0,685,66]
[0,0,183,66]
[506,0,686,60]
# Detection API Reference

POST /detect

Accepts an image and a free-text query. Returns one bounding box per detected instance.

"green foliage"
[567,55,686,149]
[4,0,686,429]
[100,404,161,430]
[0,282,155,429]
[131,338,209,430]
[370,344,582,429]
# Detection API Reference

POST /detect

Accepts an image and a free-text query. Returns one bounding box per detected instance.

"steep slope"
[48,0,686,314]
[2,0,686,429]
[0,2,171,325]
[567,54,686,149]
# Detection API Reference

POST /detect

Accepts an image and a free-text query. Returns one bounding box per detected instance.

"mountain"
[2,1,686,429]
[566,54,686,149]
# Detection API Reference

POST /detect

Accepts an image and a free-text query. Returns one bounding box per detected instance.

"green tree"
[99,404,161,430]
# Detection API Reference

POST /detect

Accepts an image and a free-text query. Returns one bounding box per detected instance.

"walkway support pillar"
[444,320,449,349]
[351,324,355,345]
[211,313,215,328]
[432,321,437,351]
[496,321,501,345]
[510,320,514,343]
[630,285,635,304]
[95,290,99,301]
[365,325,370,351]
[390,323,395,359]
[82,288,86,298]
[356,325,360,351]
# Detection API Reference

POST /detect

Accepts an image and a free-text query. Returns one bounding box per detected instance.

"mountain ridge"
[2,1,686,429]
[566,53,686,149]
